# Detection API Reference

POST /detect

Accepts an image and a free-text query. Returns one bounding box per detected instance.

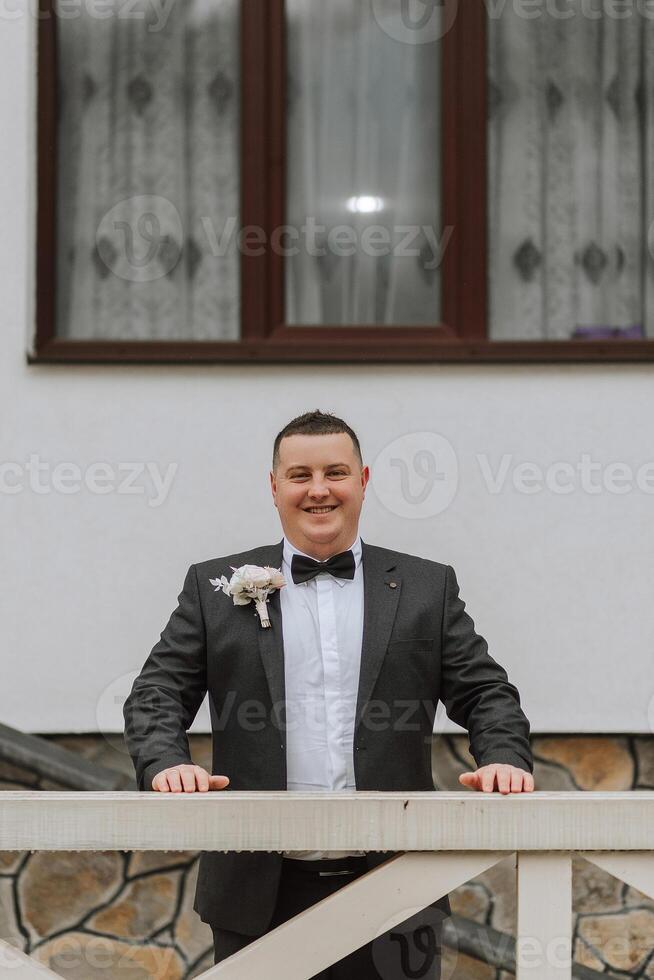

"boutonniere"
[210,565,286,629]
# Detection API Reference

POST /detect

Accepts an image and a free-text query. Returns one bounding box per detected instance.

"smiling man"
[124,410,534,978]
[271,429,366,560]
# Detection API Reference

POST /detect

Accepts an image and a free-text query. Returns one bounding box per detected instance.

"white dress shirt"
[280,534,365,859]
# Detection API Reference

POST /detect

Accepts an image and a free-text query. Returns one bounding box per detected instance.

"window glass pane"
[55,0,240,341]
[488,2,653,341]
[285,0,442,326]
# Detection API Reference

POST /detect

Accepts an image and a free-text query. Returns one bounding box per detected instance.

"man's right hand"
[152,764,230,793]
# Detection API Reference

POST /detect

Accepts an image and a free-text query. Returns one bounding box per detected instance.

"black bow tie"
[291,549,356,585]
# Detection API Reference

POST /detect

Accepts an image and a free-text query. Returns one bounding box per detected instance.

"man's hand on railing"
[152,764,230,793]
[459,764,534,794]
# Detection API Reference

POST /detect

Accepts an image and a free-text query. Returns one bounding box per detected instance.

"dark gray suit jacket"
[123,540,533,935]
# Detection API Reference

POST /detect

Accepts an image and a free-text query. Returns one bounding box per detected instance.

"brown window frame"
[32,0,654,364]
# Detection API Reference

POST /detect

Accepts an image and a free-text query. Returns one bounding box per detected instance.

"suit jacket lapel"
[355,540,401,733]
[256,540,286,711]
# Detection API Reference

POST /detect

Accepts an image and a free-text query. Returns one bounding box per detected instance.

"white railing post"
[516,853,572,980]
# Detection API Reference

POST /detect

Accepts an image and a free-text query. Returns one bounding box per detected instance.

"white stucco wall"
[1,9,653,737]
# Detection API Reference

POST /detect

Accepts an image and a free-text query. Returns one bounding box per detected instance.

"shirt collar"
[282,534,362,587]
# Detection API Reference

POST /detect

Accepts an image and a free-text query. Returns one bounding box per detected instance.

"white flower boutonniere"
[210,564,286,629]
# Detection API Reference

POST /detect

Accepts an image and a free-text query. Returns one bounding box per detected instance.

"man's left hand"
[459,764,535,794]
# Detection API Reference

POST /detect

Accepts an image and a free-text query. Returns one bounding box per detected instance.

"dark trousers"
[212,856,444,979]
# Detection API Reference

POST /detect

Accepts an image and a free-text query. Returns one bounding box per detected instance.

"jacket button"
[388,581,397,589]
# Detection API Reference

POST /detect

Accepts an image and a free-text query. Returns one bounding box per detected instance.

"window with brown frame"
[33,0,654,363]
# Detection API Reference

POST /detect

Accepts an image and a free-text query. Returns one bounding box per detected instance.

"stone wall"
[1,734,652,978]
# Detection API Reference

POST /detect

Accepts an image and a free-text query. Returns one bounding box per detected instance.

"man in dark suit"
[124,410,534,978]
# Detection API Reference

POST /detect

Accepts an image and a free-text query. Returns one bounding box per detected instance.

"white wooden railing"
[1,790,653,978]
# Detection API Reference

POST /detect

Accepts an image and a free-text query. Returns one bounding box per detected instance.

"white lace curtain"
[488,2,654,339]
[284,0,442,326]
[55,0,442,337]
[56,0,240,340]
[56,0,654,340]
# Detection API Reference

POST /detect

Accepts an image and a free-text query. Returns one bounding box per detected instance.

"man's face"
[270,433,369,560]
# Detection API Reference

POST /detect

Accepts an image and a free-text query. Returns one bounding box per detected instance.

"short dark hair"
[272,410,363,472]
